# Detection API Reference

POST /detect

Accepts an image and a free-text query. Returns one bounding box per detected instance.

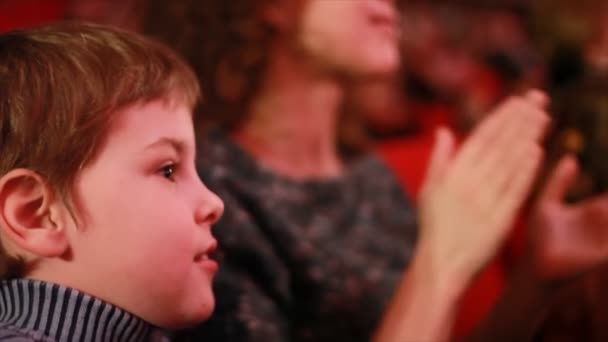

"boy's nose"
[195,186,224,227]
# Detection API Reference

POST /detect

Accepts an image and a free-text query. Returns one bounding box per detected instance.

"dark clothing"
[179,130,418,341]
[0,278,169,342]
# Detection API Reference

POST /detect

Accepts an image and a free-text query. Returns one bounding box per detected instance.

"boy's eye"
[159,163,177,181]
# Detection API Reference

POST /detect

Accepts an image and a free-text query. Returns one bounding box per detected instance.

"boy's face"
[66,98,223,328]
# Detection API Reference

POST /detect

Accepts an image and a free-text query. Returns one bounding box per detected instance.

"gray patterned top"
[177,130,418,342]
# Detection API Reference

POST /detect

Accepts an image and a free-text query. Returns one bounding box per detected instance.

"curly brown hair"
[142,0,407,156]
[143,0,275,130]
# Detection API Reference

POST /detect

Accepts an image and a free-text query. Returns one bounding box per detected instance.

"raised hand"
[374,91,551,342]
[417,90,550,287]
[530,155,608,281]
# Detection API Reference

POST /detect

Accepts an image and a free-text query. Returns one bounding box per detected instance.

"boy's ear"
[0,169,69,258]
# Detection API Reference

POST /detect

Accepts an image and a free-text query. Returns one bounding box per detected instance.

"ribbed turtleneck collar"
[0,278,169,341]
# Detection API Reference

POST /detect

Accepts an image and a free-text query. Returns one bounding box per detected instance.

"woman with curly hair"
[142,1,608,341]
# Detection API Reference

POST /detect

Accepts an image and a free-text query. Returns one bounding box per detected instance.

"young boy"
[0,22,224,341]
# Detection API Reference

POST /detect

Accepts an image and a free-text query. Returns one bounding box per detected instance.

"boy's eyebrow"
[144,137,186,154]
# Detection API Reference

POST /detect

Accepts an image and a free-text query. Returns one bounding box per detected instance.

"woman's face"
[296,0,400,77]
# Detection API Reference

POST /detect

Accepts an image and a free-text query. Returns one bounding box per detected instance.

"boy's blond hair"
[0,22,201,279]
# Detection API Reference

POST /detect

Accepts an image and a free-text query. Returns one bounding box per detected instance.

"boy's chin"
[160,296,216,329]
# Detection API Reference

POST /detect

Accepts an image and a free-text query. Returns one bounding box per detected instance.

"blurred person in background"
[140,2,547,342]
[138,0,605,340]
[138,0,608,341]
[364,3,608,341]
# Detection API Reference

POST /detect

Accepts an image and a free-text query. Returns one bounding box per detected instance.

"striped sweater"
[0,279,169,341]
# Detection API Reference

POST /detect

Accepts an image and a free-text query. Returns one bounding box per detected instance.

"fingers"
[469,100,543,189]
[534,189,608,280]
[525,89,550,109]
[492,144,543,228]
[539,155,579,204]
[445,91,549,210]
[423,127,455,188]
[451,91,549,177]
[524,90,552,142]
[449,98,511,171]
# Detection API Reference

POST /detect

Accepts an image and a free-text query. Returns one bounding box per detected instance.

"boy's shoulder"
[0,279,171,342]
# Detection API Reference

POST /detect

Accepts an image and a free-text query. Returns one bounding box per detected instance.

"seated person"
[144,1,608,341]
[0,22,223,341]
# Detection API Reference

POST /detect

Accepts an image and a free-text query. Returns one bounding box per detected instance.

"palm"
[531,156,608,281]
